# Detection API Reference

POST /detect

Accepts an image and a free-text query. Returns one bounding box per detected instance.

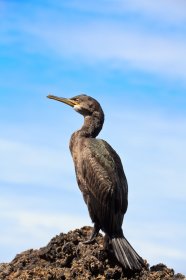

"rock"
[0,226,185,279]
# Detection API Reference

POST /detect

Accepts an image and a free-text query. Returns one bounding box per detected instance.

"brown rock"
[0,226,185,279]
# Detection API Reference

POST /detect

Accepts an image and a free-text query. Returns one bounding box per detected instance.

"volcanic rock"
[0,226,185,279]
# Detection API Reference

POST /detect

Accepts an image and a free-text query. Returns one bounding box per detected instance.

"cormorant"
[47,94,144,270]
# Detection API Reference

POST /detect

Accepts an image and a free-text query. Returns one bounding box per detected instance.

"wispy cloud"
[0,208,88,240]
[10,21,186,80]
[122,0,186,23]
[140,241,186,261]
[0,194,89,261]
[30,20,185,64]
[104,107,186,201]
[1,1,186,80]
[0,138,74,188]
[64,0,186,24]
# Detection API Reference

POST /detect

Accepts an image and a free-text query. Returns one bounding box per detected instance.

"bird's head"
[47,94,103,118]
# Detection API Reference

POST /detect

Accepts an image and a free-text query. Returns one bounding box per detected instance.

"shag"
[47,94,144,270]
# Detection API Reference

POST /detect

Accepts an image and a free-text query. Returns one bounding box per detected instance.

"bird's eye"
[73,98,79,102]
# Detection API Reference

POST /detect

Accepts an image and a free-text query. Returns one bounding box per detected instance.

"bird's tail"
[111,236,144,270]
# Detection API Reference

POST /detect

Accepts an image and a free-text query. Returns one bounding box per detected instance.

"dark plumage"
[47,94,144,270]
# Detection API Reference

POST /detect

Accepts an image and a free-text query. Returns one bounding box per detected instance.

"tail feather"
[111,237,144,270]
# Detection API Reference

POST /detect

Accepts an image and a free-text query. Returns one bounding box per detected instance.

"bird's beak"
[47,95,78,107]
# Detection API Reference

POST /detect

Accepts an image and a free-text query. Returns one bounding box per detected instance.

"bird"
[47,94,144,270]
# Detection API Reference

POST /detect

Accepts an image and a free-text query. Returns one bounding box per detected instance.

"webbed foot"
[83,224,100,244]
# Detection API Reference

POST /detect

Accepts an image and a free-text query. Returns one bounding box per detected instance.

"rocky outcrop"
[0,227,185,279]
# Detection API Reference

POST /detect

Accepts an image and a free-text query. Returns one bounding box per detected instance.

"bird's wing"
[79,138,128,235]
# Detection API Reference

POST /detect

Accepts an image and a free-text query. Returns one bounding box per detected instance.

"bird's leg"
[103,234,112,250]
[83,223,100,244]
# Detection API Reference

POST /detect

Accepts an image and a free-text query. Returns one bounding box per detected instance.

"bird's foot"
[83,224,100,244]
[82,237,95,244]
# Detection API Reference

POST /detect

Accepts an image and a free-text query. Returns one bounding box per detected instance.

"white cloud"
[0,199,89,262]
[0,138,74,188]
[16,19,186,80]
[63,0,186,24]
[1,1,186,80]
[0,193,89,249]
[0,209,88,239]
[103,108,186,201]
[139,241,186,261]
[119,0,186,23]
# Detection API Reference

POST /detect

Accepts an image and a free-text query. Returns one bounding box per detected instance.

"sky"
[0,0,186,275]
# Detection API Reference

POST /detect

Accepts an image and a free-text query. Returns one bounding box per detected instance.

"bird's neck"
[71,111,104,145]
[69,112,103,159]
[79,113,104,138]
[69,111,104,154]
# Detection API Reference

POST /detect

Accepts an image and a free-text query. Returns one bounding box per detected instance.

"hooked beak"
[47,95,78,107]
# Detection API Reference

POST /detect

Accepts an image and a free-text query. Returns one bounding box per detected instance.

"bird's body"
[70,135,128,237]
[47,94,144,270]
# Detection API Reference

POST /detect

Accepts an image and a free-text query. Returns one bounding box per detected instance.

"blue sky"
[0,0,186,274]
